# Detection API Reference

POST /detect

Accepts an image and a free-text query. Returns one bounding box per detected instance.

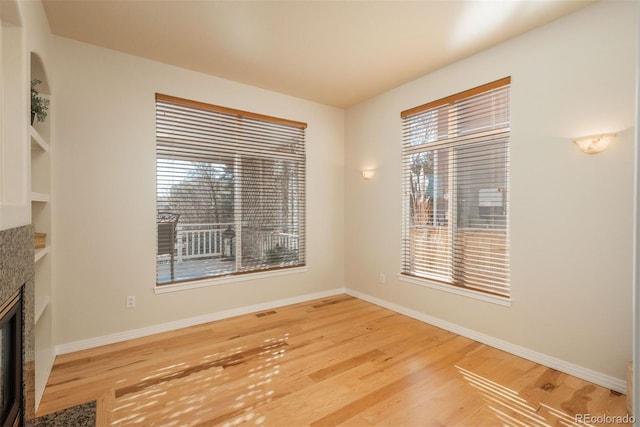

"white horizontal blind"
[401,78,510,297]
[156,94,306,285]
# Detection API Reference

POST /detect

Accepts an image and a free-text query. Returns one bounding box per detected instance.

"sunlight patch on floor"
[456,365,586,427]
[109,335,288,426]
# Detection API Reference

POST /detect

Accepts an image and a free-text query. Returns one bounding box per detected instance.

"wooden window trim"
[400,77,511,119]
[156,93,308,129]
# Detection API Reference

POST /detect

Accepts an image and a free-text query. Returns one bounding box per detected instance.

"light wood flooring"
[37,295,631,426]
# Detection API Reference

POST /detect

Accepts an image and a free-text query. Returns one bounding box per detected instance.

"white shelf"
[34,246,49,263]
[31,192,50,203]
[35,295,50,325]
[30,126,49,151]
[31,52,55,413]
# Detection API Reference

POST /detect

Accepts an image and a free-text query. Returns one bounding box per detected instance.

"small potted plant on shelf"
[31,79,49,125]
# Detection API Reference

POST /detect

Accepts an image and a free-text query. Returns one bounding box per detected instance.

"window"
[156,94,306,285]
[400,78,510,297]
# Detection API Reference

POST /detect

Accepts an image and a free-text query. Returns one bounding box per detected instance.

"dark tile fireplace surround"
[0,225,35,425]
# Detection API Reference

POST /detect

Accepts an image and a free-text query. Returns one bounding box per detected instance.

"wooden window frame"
[155,94,307,287]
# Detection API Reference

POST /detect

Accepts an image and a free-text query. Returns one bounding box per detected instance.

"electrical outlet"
[379,273,386,285]
[126,296,136,309]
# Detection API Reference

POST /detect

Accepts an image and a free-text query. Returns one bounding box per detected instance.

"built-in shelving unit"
[30,125,49,152]
[34,295,50,325]
[30,52,54,409]
[31,192,49,203]
[34,246,49,263]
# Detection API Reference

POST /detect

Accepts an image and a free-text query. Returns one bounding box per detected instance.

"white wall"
[345,0,636,381]
[51,37,345,345]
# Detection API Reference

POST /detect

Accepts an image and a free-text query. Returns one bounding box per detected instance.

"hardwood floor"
[37,295,631,426]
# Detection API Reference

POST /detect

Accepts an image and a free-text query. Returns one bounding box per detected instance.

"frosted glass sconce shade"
[573,133,616,154]
[361,169,376,180]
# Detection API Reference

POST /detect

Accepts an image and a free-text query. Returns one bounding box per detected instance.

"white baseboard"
[345,288,627,394]
[55,287,346,355]
[55,286,627,394]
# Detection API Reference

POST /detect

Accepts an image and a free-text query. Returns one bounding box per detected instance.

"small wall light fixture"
[573,133,616,154]
[361,169,376,180]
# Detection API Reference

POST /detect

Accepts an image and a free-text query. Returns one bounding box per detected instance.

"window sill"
[154,266,309,294]
[397,274,512,307]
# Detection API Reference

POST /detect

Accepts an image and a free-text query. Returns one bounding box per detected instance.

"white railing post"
[177,228,184,263]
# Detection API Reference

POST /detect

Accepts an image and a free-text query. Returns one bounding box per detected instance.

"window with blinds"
[400,77,510,297]
[156,94,306,285]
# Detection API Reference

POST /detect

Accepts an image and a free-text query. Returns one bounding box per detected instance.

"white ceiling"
[42,0,595,108]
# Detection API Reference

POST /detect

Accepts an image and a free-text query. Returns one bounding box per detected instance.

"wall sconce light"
[573,133,616,154]
[361,169,376,180]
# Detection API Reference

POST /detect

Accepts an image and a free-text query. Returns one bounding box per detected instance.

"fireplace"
[0,225,35,425]
[0,289,22,427]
